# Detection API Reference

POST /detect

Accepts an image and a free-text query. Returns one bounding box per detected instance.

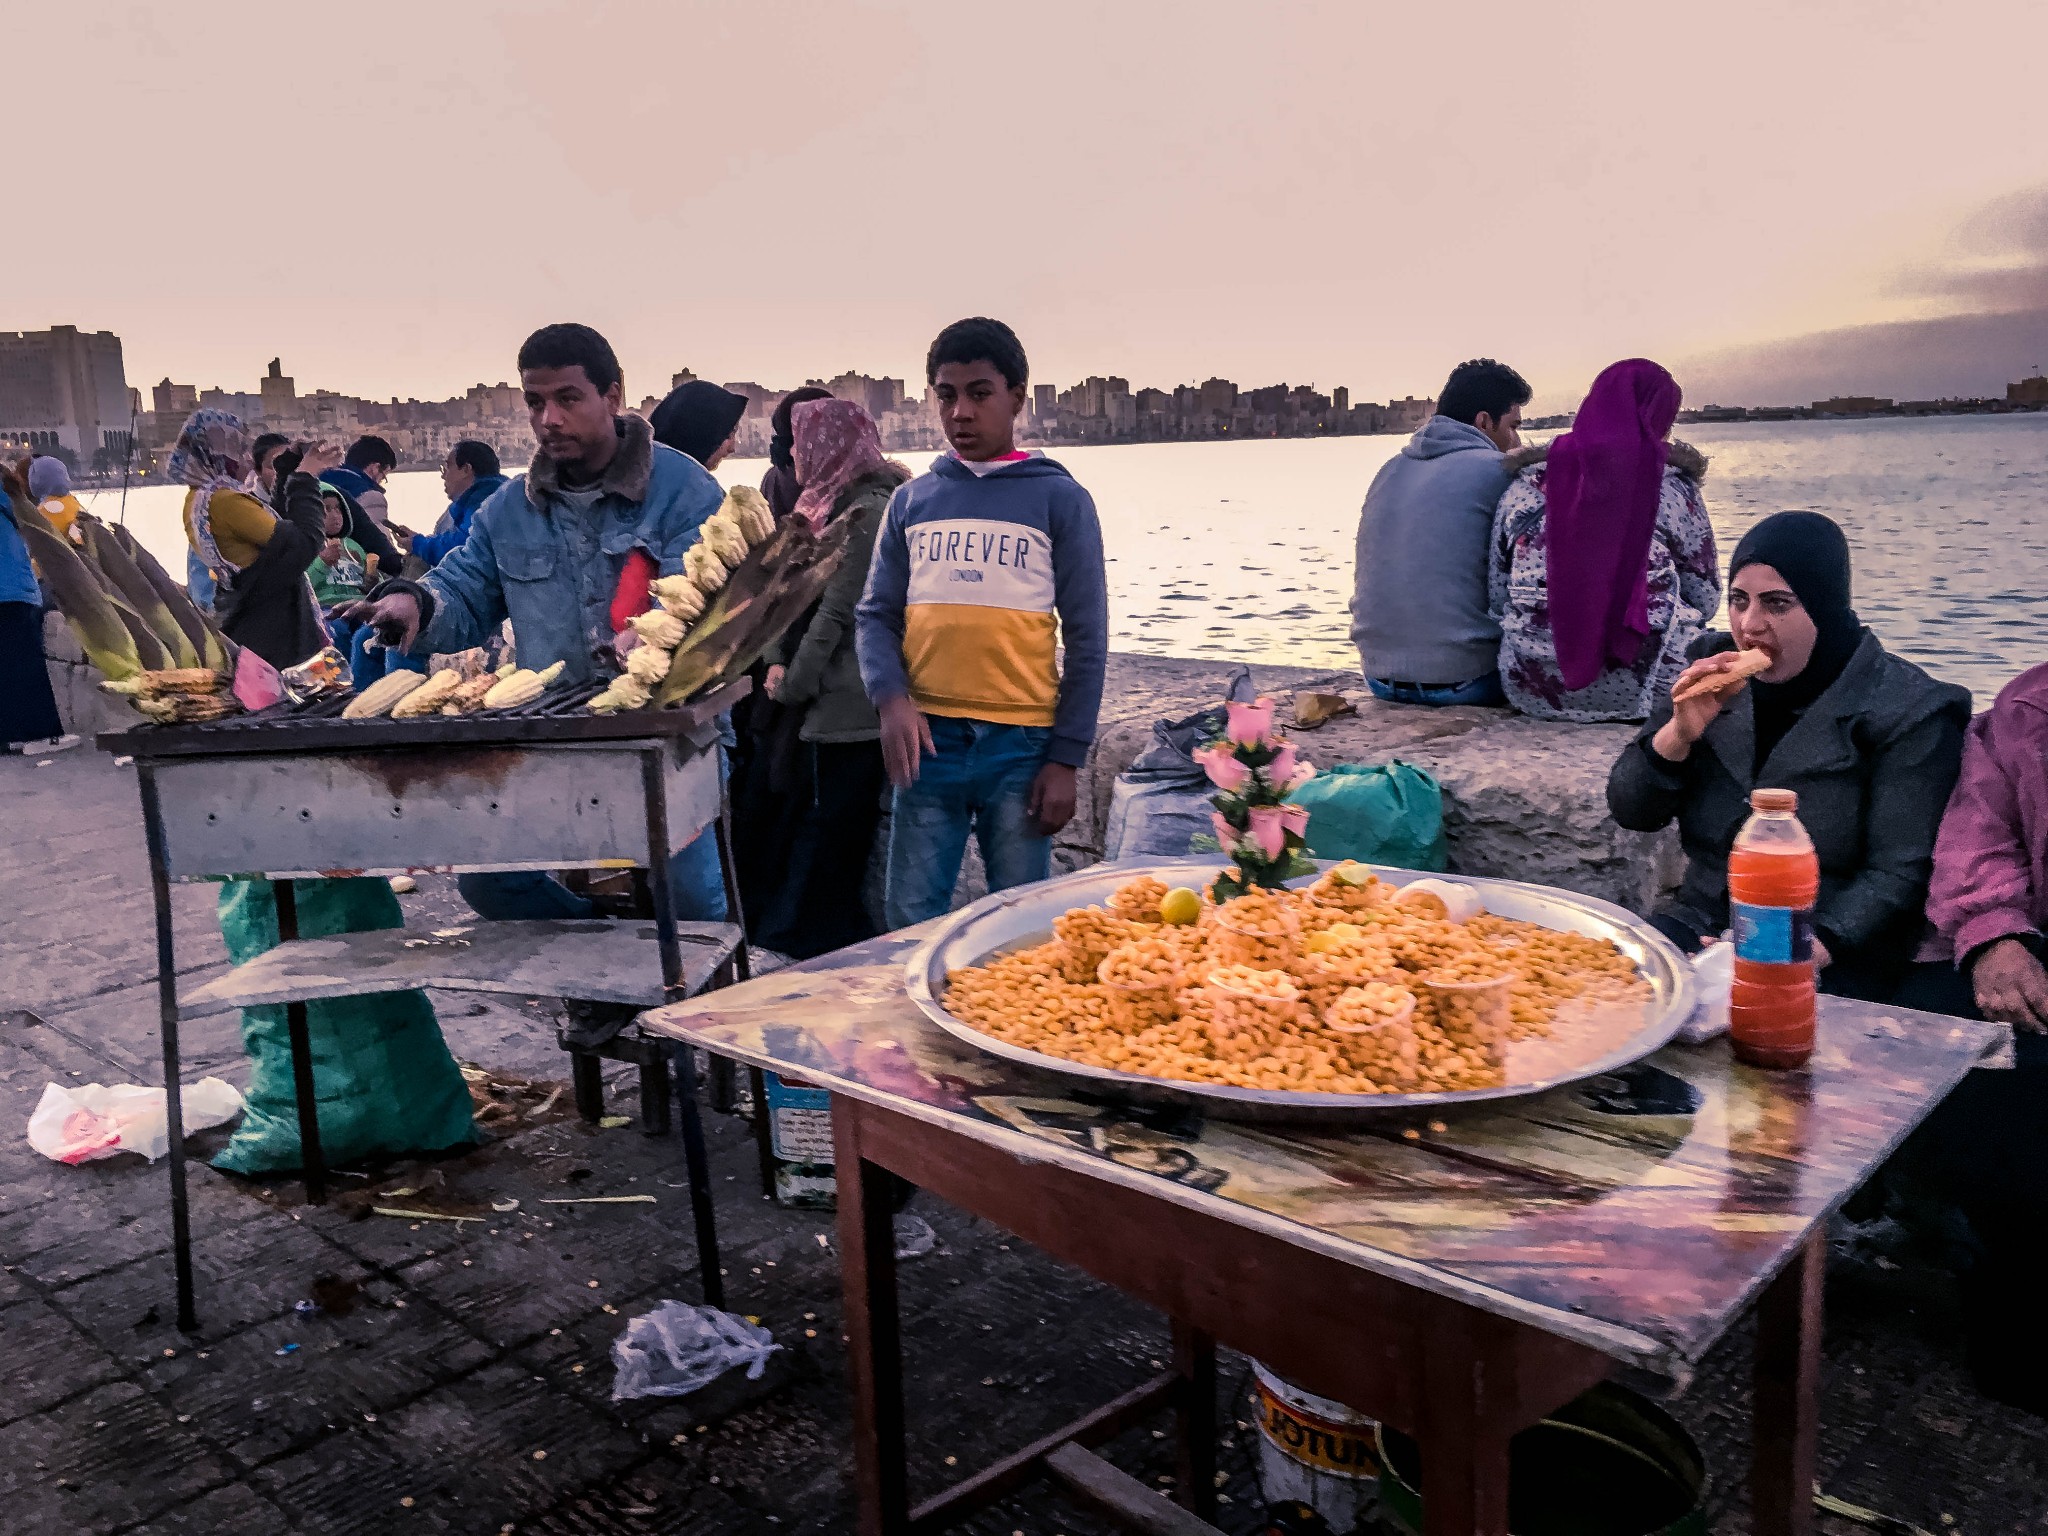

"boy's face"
[932,361,1025,460]
[322,497,345,537]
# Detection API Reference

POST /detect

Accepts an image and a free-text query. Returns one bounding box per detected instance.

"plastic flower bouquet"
[1193,696,1317,899]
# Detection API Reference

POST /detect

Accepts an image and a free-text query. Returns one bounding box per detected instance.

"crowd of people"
[6,319,2046,1407]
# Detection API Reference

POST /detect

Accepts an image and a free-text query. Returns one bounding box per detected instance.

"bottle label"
[1732,902,1814,965]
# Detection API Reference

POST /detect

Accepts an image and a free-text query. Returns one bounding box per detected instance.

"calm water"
[91,414,2048,705]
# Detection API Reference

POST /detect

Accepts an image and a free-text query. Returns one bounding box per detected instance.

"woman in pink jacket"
[1904,661,2048,1415]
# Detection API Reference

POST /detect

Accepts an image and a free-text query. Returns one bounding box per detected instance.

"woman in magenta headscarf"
[1487,359,1719,722]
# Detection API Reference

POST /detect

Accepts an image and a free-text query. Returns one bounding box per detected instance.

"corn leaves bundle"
[653,514,854,706]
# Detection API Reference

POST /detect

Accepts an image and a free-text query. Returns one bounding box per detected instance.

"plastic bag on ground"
[1101,667,1256,861]
[28,1078,244,1164]
[611,1301,780,1402]
[1286,760,1448,871]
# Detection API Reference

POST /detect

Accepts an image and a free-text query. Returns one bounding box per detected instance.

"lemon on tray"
[1158,887,1203,926]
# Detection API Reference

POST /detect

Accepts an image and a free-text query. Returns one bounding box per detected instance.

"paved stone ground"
[4,737,2045,1535]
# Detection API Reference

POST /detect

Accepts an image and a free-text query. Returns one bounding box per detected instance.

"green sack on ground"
[212,876,479,1176]
[1287,760,1448,872]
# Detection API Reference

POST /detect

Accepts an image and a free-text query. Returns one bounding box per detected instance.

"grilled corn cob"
[624,644,671,684]
[138,668,226,698]
[390,669,466,718]
[342,670,428,718]
[480,659,565,710]
[137,692,243,724]
[588,674,652,712]
[439,673,499,715]
[627,609,686,649]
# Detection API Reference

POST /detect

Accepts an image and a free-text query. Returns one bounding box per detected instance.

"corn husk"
[655,515,854,706]
[15,518,149,679]
[74,519,203,671]
[102,520,235,674]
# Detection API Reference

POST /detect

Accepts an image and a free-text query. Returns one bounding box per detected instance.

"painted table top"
[641,925,2006,1381]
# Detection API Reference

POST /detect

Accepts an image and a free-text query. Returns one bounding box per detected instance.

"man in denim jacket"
[345,323,728,923]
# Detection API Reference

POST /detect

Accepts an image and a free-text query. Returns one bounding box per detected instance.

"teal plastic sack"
[212,877,479,1175]
[1287,760,1448,872]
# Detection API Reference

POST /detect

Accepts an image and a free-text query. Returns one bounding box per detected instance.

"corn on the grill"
[438,673,499,715]
[390,669,466,718]
[588,674,652,713]
[138,668,227,698]
[624,645,671,684]
[628,609,686,649]
[480,659,564,711]
[342,670,428,718]
[137,692,244,724]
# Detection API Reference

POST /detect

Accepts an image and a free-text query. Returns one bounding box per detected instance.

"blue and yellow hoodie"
[855,454,1108,767]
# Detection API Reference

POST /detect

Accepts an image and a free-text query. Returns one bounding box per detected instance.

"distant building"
[260,357,297,424]
[1384,395,1434,433]
[2008,375,2048,407]
[0,325,131,463]
[1196,377,1238,417]
[1333,386,1349,414]
[1032,384,1056,422]
[1811,396,1892,415]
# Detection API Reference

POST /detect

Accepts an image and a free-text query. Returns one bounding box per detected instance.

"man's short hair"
[249,432,290,472]
[517,323,622,394]
[344,435,398,472]
[926,317,1028,389]
[449,439,500,479]
[1436,360,1531,426]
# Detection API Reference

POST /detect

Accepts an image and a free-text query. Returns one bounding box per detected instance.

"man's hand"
[763,664,786,701]
[1027,762,1077,837]
[320,537,344,565]
[1971,937,2048,1031]
[336,590,422,652]
[294,440,342,479]
[388,524,415,552]
[879,696,934,789]
[1811,933,1832,972]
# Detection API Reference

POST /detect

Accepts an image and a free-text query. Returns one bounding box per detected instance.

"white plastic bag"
[1678,941,1734,1044]
[27,1078,244,1164]
[611,1301,779,1402]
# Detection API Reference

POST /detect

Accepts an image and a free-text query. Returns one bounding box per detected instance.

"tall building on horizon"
[0,324,132,463]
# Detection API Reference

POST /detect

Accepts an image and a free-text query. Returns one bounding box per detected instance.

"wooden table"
[642,926,2006,1536]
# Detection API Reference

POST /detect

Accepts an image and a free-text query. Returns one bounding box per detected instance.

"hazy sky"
[18,0,2048,410]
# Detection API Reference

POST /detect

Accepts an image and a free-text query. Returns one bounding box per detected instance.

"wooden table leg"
[1753,1230,1823,1536]
[837,1101,909,1536]
[1172,1321,1217,1522]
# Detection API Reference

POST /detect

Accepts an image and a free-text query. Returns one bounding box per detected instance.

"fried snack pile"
[941,870,1648,1095]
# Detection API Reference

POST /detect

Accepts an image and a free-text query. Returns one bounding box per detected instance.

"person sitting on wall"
[1349,358,1531,707]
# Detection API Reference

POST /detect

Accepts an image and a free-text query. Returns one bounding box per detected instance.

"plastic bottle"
[1727,788,1820,1068]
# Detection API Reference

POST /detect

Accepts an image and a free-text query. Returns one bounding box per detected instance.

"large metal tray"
[906,860,1698,1122]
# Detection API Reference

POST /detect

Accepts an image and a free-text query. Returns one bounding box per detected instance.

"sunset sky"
[20,0,2048,410]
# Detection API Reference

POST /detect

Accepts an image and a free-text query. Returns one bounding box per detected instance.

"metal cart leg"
[569,1051,606,1122]
[749,1064,778,1199]
[137,768,198,1333]
[272,881,327,1206]
[674,1044,725,1310]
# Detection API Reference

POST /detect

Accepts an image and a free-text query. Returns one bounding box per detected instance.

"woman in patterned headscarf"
[170,410,339,667]
[755,399,912,956]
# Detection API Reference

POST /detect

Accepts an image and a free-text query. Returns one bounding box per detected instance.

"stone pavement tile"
[0,1157,261,1290]
[0,1295,131,1429]
[1822,1361,2048,1530]
[398,1230,644,1353]
[40,976,245,1079]
[126,1481,296,1536]
[253,1360,641,1535]
[140,1293,497,1470]
[0,1378,236,1534]
[432,992,570,1082]
[518,1458,770,1536]
[55,1208,369,1352]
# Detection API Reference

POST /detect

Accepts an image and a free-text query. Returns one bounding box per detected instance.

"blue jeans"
[456,749,730,924]
[884,718,1051,930]
[1366,671,1506,708]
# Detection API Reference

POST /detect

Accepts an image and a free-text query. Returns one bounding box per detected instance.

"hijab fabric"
[1730,511,1863,769]
[769,386,835,473]
[790,399,890,531]
[648,382,748,467]
[168,408,258,578]
[1542,359,1684,690]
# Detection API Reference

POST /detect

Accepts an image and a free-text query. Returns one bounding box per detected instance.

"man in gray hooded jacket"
[1349,359,1531,706]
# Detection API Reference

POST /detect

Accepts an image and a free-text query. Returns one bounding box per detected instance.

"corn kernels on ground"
[941,884,1651,1096]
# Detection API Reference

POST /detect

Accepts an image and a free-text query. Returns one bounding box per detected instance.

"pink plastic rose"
[1210,811,1241,851]
[1196,743,1251,793]
[1247,805,1287,861]
[1279,803,1310,837]
[1265,744,1298,787]
[1224,697,1277,748]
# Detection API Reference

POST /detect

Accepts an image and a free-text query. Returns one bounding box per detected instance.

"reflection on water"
[82,414,2047,703]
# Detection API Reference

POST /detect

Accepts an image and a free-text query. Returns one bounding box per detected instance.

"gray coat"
[773,469,909,743]
[1607,630,1970,953]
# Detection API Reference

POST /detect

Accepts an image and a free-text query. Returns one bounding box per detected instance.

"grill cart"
[100,678,750,1331]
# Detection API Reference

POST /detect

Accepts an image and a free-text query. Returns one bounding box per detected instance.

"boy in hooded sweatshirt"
[856,318,1108,928]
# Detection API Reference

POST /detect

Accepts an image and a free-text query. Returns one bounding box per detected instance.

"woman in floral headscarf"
[755,399,912,956]
[171,409,339,667]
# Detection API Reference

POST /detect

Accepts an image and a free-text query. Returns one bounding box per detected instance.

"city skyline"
[13,2,2048,416]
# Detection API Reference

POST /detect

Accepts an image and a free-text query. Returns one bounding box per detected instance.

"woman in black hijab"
[1608,511,1971,1000]
[649,382,749,469]
[760,386,834,522]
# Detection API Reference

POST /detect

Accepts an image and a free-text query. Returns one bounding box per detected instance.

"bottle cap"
[1751,788,1798,813]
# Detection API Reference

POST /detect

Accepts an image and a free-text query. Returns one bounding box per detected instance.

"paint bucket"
[1251,1361,1380,1532]
[1375,1382,1707,1536]
[762,1072,835,1209]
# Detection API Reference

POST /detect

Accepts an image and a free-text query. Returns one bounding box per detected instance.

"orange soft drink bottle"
[1727,788,1820,1068]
